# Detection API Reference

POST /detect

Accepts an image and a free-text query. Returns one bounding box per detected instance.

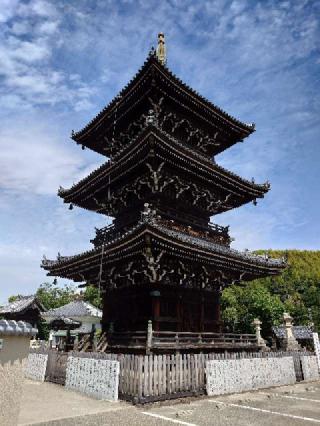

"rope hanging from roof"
[97,94,122,295]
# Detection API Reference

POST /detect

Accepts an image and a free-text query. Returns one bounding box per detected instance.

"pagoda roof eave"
[41,218,286,283]
[71,52,254,152]
[58,126,269,210]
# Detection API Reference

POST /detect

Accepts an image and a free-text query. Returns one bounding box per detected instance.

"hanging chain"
[97,95,121,295]
[97,232,106,296]
[108,94,121,200]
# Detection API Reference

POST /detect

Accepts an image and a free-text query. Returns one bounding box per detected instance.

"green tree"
[36,282,77,310]
[254,250,320,332]
[32,282,77,340]
[222,250,320,335]
[8,294,23,303]
[221,281,284,336]
[82,285,102,309]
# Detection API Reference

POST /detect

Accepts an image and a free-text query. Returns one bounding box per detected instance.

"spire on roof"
[156,32,166,65]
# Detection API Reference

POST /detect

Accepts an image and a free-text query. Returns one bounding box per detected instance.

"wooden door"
[45,351,68,385]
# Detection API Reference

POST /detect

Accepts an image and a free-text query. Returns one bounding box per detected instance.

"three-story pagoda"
[42,35,285,347]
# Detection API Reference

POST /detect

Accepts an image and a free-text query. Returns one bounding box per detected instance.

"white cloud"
[0,118,102,195]
[10,37,50,62]
[0,0,95,111]
[10,21,30,35]
[0,0,20,23]
[17,0,58,20]
[37,20,59,34]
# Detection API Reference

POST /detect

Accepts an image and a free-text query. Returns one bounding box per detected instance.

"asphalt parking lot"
[141,381,320,426]
[19,380,320,425]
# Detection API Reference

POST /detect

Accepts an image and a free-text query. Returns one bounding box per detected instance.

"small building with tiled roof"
[272,325,313,344]
[0,296,46,328]
[272,324,314,350]
[42,300,102,348]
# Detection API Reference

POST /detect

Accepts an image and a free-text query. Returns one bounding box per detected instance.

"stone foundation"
[65,356,120,401]
[25,353,48,382]
[301,355,320,381]
[206,356,296,396]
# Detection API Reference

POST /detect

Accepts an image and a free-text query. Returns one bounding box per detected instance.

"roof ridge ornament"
[156,32,166,65]
[146,109,158,126]
[140,203,157,224]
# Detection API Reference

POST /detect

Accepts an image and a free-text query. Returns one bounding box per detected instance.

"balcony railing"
[93,325,259,353]
[91,224,120,247]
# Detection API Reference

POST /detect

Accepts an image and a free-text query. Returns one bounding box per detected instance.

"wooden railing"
[152,331,257,349]
[94,322,258,353]
[106,331,147,348]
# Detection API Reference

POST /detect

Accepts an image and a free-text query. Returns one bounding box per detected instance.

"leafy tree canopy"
[222,250,320,336]
[82,285,103,309]
[36,282,77,310]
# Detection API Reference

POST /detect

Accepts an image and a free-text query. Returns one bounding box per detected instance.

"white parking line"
[209,400,320,423]
[141,411,198,426]
[259,391,320,403]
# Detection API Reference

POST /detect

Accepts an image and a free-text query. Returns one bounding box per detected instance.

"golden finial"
[156,33,166,65]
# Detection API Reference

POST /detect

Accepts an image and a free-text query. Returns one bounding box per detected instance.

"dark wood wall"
[102,286,222,333]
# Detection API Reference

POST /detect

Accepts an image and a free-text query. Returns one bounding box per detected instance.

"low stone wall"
[206,356,296,396]
[25,353,48,382]
[301,355,320,381]
[65,356,120,401]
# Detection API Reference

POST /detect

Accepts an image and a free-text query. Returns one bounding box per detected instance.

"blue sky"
[0,0,319,304]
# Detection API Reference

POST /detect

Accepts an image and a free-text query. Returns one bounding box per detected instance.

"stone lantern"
[281,312,301,351]
[252,318,269,351]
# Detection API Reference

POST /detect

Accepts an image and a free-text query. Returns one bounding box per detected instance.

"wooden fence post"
[146,320,153,354]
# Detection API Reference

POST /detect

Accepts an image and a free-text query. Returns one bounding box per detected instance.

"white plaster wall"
[0,360,25,426]
[301,356,320,381]
[206,356,296,396]
[65,356,119,401]
[25,353,48,382]
[0,335,30,426]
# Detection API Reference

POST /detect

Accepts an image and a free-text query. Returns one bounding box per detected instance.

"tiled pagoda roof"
[58,125,269,214]
[41,211,286,283]
[71,50,254,156]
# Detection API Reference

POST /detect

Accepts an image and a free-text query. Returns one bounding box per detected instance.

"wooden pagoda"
[42,36,286,352]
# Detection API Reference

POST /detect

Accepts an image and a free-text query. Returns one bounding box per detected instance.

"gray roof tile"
[0,319,37,336]
[272,325,313,340]
[42,300,102,319]
[0,295,45,314]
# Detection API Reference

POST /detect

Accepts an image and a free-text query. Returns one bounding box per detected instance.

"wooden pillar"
[150,290,161,331]
[176,294,182,332]
[102,291,108,333]
[200,294,205,332]
[215,296,221,321]
[214,289,222,333]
